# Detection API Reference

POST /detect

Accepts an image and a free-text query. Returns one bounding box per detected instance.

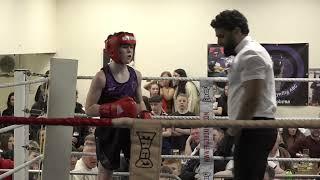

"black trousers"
[233,117,278,180]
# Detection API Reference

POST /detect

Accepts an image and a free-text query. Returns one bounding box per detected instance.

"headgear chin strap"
[105,32,136,64]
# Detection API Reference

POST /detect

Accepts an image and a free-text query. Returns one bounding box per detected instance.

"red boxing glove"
[138,110,152,119]
[99,97,138,118]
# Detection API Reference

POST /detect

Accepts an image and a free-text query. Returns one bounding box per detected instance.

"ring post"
[41,58,78,180]
[14,69,30,180]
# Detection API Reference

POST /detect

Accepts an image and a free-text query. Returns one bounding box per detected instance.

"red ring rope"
[0,116,112,126]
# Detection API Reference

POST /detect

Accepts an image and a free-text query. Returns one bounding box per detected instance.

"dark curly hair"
[210,9,249,35]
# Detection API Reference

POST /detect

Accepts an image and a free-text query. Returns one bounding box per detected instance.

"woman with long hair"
[0,133,14,160]
[2,92,14,116]
[144,71,175,113]
[172,69,200,114]
[281,128,305,150]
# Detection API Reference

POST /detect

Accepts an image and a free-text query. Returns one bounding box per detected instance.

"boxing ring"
[1,58,320,179]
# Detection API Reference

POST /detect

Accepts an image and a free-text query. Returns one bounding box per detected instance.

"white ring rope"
[154,116,320,121]
[0,155,43,179]
[0,125,24,134]
[73,114,320,121]
[215,174,320,179]
[71,152,320,163]
[143,76,320,82]
[0,77,49,88]
[77,76,320,82]
[0,169,182,180]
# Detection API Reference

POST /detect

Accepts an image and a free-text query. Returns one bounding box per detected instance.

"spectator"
[0,133,14,160]
[2,92,14,116]
[0,155,13,180]
[72,144,98,180]
[159,165,173,180]
[149,95,171,155]
[70,146,79,171]
[30,81,49,141]
[181,128,227,180]
[159,71,175,114]
[184,128,200,156]
[162,159,181,177]
[310,74,320,106]
[73,90,89,148]
[27,141,41,180]
[144,71,175,114]
[170,93,193,153]
[143,81,161,111]
[289,128,320,158]
[172,69,200,115]
[268,132,292,174]
[213,85,228,116]
[281,128,305,150]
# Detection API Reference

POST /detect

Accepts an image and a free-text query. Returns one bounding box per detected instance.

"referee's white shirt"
[227,36,277,120]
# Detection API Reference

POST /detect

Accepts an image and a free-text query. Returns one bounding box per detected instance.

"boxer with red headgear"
[105,32,136,64]
[85,32,151,180]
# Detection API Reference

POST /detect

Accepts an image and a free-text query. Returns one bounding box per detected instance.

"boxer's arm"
[85,71,106,116]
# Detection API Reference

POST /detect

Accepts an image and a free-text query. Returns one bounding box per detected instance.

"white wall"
[54,0,320,107]
[0,0,56,54]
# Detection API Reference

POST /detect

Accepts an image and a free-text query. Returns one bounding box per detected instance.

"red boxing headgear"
[104,32,136,64]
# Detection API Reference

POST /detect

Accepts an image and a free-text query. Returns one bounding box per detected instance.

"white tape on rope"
[199,80,215,180]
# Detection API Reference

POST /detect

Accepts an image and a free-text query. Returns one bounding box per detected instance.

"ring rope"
[0,77,49,88]
[71,152,320,163]
[77,75,320,82]
[0,125,24,133]
[2,116,320,128]
[73,114,320,121]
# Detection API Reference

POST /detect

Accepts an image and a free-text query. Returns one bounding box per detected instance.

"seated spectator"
[180,128,227,180]
[159,165,173,180]
[149,95,172,155]
[76,134,96,152]
[0,133,14,160]
[144,71,175,114]
[288,128,320,158]
[143,81,161,111]
[170,93,193,153]
[159,71,175,114]
[268,132,292,174]
[172,69,200,115]
[72,143,98,180]
[75,90,85,114]
[184,128,200,156]
[213,85,228,117]
[214,164,275,180]
[2,92,14,117]
[30,82,48,141]
[162,159,182,177]
[27,141,41,180]
[70,146,79,171]
[149,95,168,116]
[281,128,305,150]
[0,155,13,180]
